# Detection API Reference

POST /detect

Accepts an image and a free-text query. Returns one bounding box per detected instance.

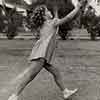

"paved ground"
[0,39,100,100]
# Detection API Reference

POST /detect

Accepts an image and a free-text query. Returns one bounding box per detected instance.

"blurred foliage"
[2,0,99,40]
[81,6,100,40]
[0,4,24,39]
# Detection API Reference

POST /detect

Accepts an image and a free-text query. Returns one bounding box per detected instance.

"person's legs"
[44,63,78,99]
[44,63,65,91]
[8,58,45,100]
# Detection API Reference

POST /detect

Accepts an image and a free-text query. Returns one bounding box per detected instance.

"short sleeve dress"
[29,18,58,64]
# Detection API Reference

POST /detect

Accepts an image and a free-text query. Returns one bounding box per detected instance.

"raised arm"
[54,0,82,26]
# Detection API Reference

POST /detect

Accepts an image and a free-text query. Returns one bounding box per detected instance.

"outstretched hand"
[72,0,87,8]
[72,0,80,8]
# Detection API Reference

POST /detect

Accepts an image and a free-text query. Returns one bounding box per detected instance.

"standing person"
[8,0,82,100]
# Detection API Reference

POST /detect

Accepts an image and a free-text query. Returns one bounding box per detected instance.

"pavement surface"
[0,39,100,100]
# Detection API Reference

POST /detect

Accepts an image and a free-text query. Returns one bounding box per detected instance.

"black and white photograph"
[0,0,100,100]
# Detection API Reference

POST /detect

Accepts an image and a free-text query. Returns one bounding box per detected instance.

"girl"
[8,0,82,100]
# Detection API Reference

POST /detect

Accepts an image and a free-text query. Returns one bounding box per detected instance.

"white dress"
[29,19,58,64]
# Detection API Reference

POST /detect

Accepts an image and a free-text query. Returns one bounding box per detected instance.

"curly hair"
[30,5,46,29]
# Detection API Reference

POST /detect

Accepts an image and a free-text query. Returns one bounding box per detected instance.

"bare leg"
[8,58,45,100]
[44,63,65,91]
[44,63,78,99]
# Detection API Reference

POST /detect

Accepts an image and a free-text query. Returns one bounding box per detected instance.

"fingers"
[72,0,87,8]
[72,0,79,7]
